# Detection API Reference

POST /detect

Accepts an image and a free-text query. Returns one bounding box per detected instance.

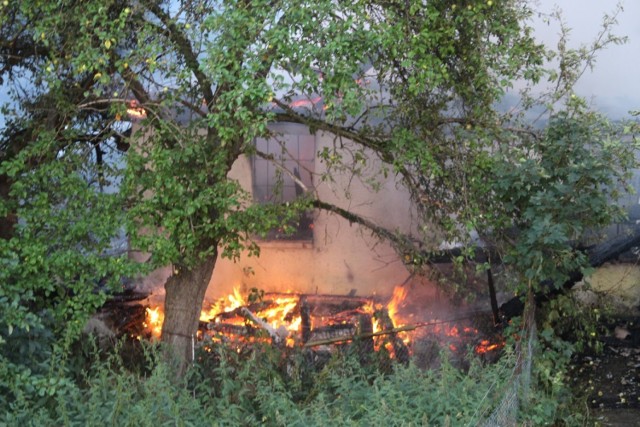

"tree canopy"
[0,0,636,401]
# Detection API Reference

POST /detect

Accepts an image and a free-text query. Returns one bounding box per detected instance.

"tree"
[0,2,141,402]
[0,0,634,382]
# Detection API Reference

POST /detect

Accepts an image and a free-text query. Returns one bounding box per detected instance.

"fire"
[201,286,245,320]
[126,100,146,119]
[198,288,304,347]
[387,285,408,325]
[384,285,412,347]
[264,296,298,331]
[475,339,505,355]
[139,285,505,363]
[143,306,163,338]
[144,285,410,345]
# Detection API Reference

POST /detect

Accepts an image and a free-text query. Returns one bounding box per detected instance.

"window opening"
[253,132,315,241]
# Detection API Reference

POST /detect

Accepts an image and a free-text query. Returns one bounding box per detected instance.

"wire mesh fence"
[478,294,536,427]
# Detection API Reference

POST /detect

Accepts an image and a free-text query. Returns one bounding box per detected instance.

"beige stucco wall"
[128,120,429,303]
[205,128,424,302]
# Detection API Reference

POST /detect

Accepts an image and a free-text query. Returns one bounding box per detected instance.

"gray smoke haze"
[534,0,640,118]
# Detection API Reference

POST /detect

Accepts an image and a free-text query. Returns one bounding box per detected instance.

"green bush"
[1,336,588,426]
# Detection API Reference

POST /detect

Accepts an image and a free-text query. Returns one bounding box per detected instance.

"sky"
[533,0,640,118]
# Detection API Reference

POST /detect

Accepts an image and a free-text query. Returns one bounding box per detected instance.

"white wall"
[128,120,430,303]
[205,127,425,301]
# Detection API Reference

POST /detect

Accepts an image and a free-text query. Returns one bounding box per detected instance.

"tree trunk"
[161,251,217,375]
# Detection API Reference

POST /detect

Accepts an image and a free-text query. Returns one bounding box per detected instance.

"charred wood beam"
[356,313,374,364]
[329,309,372,322]
[302,294,373,317]
[376,309,410,365]
[209,300,279,321]
[308,324,357,343]
[300,298,311,344]
[500,230,640,320]
[303,324,419,348]
[102,289,149,305]
[207,322,250,336]
[301,294,373,304]
[240,307,288,344]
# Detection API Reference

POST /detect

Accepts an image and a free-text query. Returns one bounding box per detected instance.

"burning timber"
[303,324,419,347]
[201,292,379,346]
[194,289,507,367]
[240,306,289,343]
[127,286,507,368]
[196,291,421,362]
[307,324,357,342]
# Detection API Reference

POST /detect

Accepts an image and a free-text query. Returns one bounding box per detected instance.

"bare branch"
[141,0,215,108]
[255,149,313,195]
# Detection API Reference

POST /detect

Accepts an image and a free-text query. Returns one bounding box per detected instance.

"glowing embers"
[143,306,163,339]
[201,291,377,347]
[475,339,505,355]
[143,285,506,361]
[126,100,146,119]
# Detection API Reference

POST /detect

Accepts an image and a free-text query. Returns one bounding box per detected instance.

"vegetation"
[2,340,556,427]
[0,0,637,424]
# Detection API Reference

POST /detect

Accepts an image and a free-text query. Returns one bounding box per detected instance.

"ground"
[565,262,640,425]
[570,317,640,426]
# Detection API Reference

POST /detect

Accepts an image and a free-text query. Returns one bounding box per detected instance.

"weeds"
[1,333,589,426]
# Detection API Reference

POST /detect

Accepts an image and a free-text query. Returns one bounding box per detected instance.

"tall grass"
[1,338,578,426]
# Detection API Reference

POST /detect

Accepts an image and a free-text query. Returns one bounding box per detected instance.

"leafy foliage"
[2,340,542,427]
[485,106,636,288]
[0,0,556,365]
[0,0,637,422]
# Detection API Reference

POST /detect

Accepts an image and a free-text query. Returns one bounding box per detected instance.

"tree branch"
[255,149,312,194]
[311,199,418,256]
[141,0,215,108]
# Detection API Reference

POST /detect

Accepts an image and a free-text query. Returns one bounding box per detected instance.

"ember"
[475,339,505,355]
[143,307,163,338]
[126,100,146,119]
[142,284,505,363]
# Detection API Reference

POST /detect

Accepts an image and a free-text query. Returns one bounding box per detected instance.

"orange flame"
[126,100,146,119]
[447,325,460,337]
[143,307,163,338]
[475,339,505,354]
[387,285,408,325]
[141,285,503,361]
[198,287,303,347]
[200,286,246,321]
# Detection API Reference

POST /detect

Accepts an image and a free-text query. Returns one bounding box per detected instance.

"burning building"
[124,93,503,362]
[129,112,444,307]
[208,121,433,300]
